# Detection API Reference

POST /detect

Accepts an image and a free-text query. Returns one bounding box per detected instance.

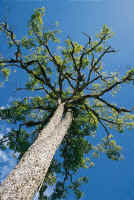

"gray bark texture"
[0,103,72,200]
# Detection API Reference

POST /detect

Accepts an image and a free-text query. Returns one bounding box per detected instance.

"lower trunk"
[0,103,72,200]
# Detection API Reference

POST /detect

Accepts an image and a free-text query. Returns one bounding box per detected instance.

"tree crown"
[0,7,134,199]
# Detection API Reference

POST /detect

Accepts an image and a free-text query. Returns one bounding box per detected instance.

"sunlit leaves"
[65,40,83,55]
[74,42,83,54]
[81,56,89,69]
[95,45,103,53]
[54,55,63,65]
[92,83,102,90]
[30,96,44,107]
[65,38,72,47]
[21,36,35,49]
[0,68,10,80]
[8,40,14,48]
[89,113,98,128]
[43,31,60,44]
[28,7,45,36]
[96,24,114,40]
[92,136,123,161]
[35,9,44,25]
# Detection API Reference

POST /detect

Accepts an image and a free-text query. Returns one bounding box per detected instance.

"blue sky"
[1,0,134,199]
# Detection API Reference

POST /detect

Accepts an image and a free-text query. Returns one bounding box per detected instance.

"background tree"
[0,7,134,199]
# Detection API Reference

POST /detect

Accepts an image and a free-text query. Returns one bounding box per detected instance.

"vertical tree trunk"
[0,103,72,200]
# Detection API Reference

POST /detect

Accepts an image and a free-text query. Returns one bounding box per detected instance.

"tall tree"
[0,7,134,199]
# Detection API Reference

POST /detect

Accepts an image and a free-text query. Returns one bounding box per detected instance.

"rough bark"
[0,103,72,200]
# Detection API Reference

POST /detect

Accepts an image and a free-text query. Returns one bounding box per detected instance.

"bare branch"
[44,44,61,72]
[96,96,134,113]
[37,62,57,94]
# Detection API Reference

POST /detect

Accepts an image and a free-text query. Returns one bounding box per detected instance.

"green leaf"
[1,68,10,80]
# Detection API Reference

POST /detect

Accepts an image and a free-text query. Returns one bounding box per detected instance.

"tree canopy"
[0,7,134,199]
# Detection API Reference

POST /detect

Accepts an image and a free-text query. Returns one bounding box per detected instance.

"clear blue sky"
[1,0,134,199]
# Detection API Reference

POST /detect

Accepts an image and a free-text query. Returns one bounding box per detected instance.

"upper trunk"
[0,103,72,200]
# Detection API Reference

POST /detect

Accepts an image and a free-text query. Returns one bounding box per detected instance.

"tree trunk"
[0,103,72,200]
